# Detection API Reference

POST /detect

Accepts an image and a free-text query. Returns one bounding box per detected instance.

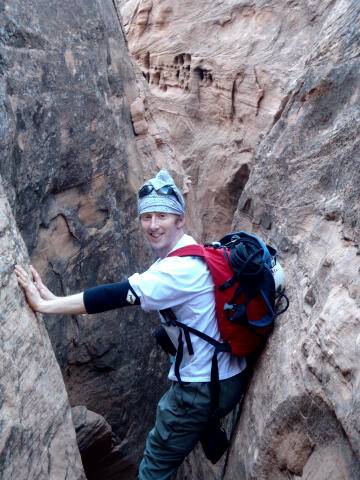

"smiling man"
[15,169,247,480]
[140,211,185,257]
[138,171,186,258]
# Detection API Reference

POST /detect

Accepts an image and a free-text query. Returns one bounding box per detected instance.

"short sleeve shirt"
[129,234,246,382]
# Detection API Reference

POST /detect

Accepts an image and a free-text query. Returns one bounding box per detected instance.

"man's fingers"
[15,265,27,280]
[30,265,41,283]
[14,265,44,312]
[15,265,26,276]
[15,273,30,290]
[15,265,31,286]
[16,276,25,288]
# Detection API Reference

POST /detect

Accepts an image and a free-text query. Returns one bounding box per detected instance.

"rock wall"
[120,0,360,479]
[120,0,338,241]
[0,0,182,476]
[0,177,85,479]
[226,1,360,478]
[1,0,359,478]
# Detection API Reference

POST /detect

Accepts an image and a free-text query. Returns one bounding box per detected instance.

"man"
[15,169,247,479]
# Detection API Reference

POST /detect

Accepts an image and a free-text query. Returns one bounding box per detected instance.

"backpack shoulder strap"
[168,244,205,258]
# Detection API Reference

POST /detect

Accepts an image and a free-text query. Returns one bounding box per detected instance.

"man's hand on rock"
[30,265,57,301]
[14,265,50,312]
[15,265,86,315]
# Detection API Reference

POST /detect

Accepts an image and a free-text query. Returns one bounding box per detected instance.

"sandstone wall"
[226,1,360,478]
[0,0,180,476]
[121,0,360,479]
[120,0,338,241]
[1,0,359,478]
[0,177,85,479]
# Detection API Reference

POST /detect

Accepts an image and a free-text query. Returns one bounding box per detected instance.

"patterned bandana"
[138,169,185,216]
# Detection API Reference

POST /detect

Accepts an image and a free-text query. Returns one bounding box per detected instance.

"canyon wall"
[1,0,359,478]
[0,0,183,476]
[121,0,360,479]
[120,0,340,241]
[0,177,85,479]
[226,1,360,478]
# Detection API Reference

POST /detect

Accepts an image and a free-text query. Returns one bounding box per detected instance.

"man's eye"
[160,213,167,219]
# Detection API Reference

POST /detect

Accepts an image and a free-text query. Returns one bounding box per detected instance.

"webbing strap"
[174,329,183,384]
[167,244,205,258]
[183,327,194,355]
[210,350,220,414]
[173,319,231,413]
[162,308,231,412]
[173,319,231,352]
[275,291,290,316]
[223,248,231,268]
[160,307,177,324]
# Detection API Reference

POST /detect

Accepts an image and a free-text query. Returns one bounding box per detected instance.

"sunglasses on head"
[138,184,179,202]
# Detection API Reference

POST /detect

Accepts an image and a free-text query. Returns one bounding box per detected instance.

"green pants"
[138,370,247,480]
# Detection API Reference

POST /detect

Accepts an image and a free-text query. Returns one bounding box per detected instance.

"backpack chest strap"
[160,308,231,394]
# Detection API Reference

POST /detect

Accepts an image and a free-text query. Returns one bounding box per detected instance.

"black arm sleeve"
[83,280,140,314]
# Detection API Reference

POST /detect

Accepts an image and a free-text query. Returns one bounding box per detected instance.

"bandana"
[138,169,185,216]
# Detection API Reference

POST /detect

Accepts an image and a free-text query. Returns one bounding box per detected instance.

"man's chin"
[149,237,162,248]
[148,239,165,256]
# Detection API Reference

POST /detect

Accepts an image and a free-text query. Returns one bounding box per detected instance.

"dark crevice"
[194,67,205,81]
[144,51,150,70]
[228,164,250,207]
[242,198,252,213]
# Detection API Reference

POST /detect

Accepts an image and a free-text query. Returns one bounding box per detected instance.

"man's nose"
[150,215,159,229]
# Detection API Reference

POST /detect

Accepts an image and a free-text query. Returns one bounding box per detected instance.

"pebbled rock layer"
[0,177,85,480]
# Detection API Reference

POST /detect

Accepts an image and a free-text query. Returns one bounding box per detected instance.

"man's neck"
[159,231,185,259]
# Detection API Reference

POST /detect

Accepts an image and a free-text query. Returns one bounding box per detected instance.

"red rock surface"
[0,179,85,479]
[121,0,360,478]
[120,0,340,241]
[0,0,175,476]
[1,0,359,478]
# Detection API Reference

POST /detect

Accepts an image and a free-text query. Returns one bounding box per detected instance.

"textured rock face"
[120,0,338,241]
[0,178,85,479]
[121,0,360,479]
[226,2,360,478]
[1,0,359,479]
[0,0,175,475]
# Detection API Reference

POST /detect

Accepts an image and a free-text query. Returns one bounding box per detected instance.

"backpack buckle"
[160,308,177,326]
[204,241,222,248]
[224,303,248,325]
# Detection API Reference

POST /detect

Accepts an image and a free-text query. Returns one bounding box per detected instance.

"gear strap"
[160,308,231,414]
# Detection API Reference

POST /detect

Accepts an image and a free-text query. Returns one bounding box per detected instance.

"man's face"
[140,212,185,258]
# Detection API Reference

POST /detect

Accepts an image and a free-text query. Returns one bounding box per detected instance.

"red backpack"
[159,232,288,410]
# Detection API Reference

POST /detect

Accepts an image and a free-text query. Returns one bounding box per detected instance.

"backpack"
[158,231,289,415]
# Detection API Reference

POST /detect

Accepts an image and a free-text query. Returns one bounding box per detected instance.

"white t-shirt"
[129,234,246,382]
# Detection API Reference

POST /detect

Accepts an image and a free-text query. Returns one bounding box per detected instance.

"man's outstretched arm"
[15,265,139,315]
[15,265,86,314]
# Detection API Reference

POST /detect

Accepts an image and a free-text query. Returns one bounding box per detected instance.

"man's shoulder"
[143,235,208,278]
[171,233,198,251]
[155,252,205,272]
[158,260,211,291]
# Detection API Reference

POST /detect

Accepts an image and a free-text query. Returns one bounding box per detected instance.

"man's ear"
[176,214,185,229]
